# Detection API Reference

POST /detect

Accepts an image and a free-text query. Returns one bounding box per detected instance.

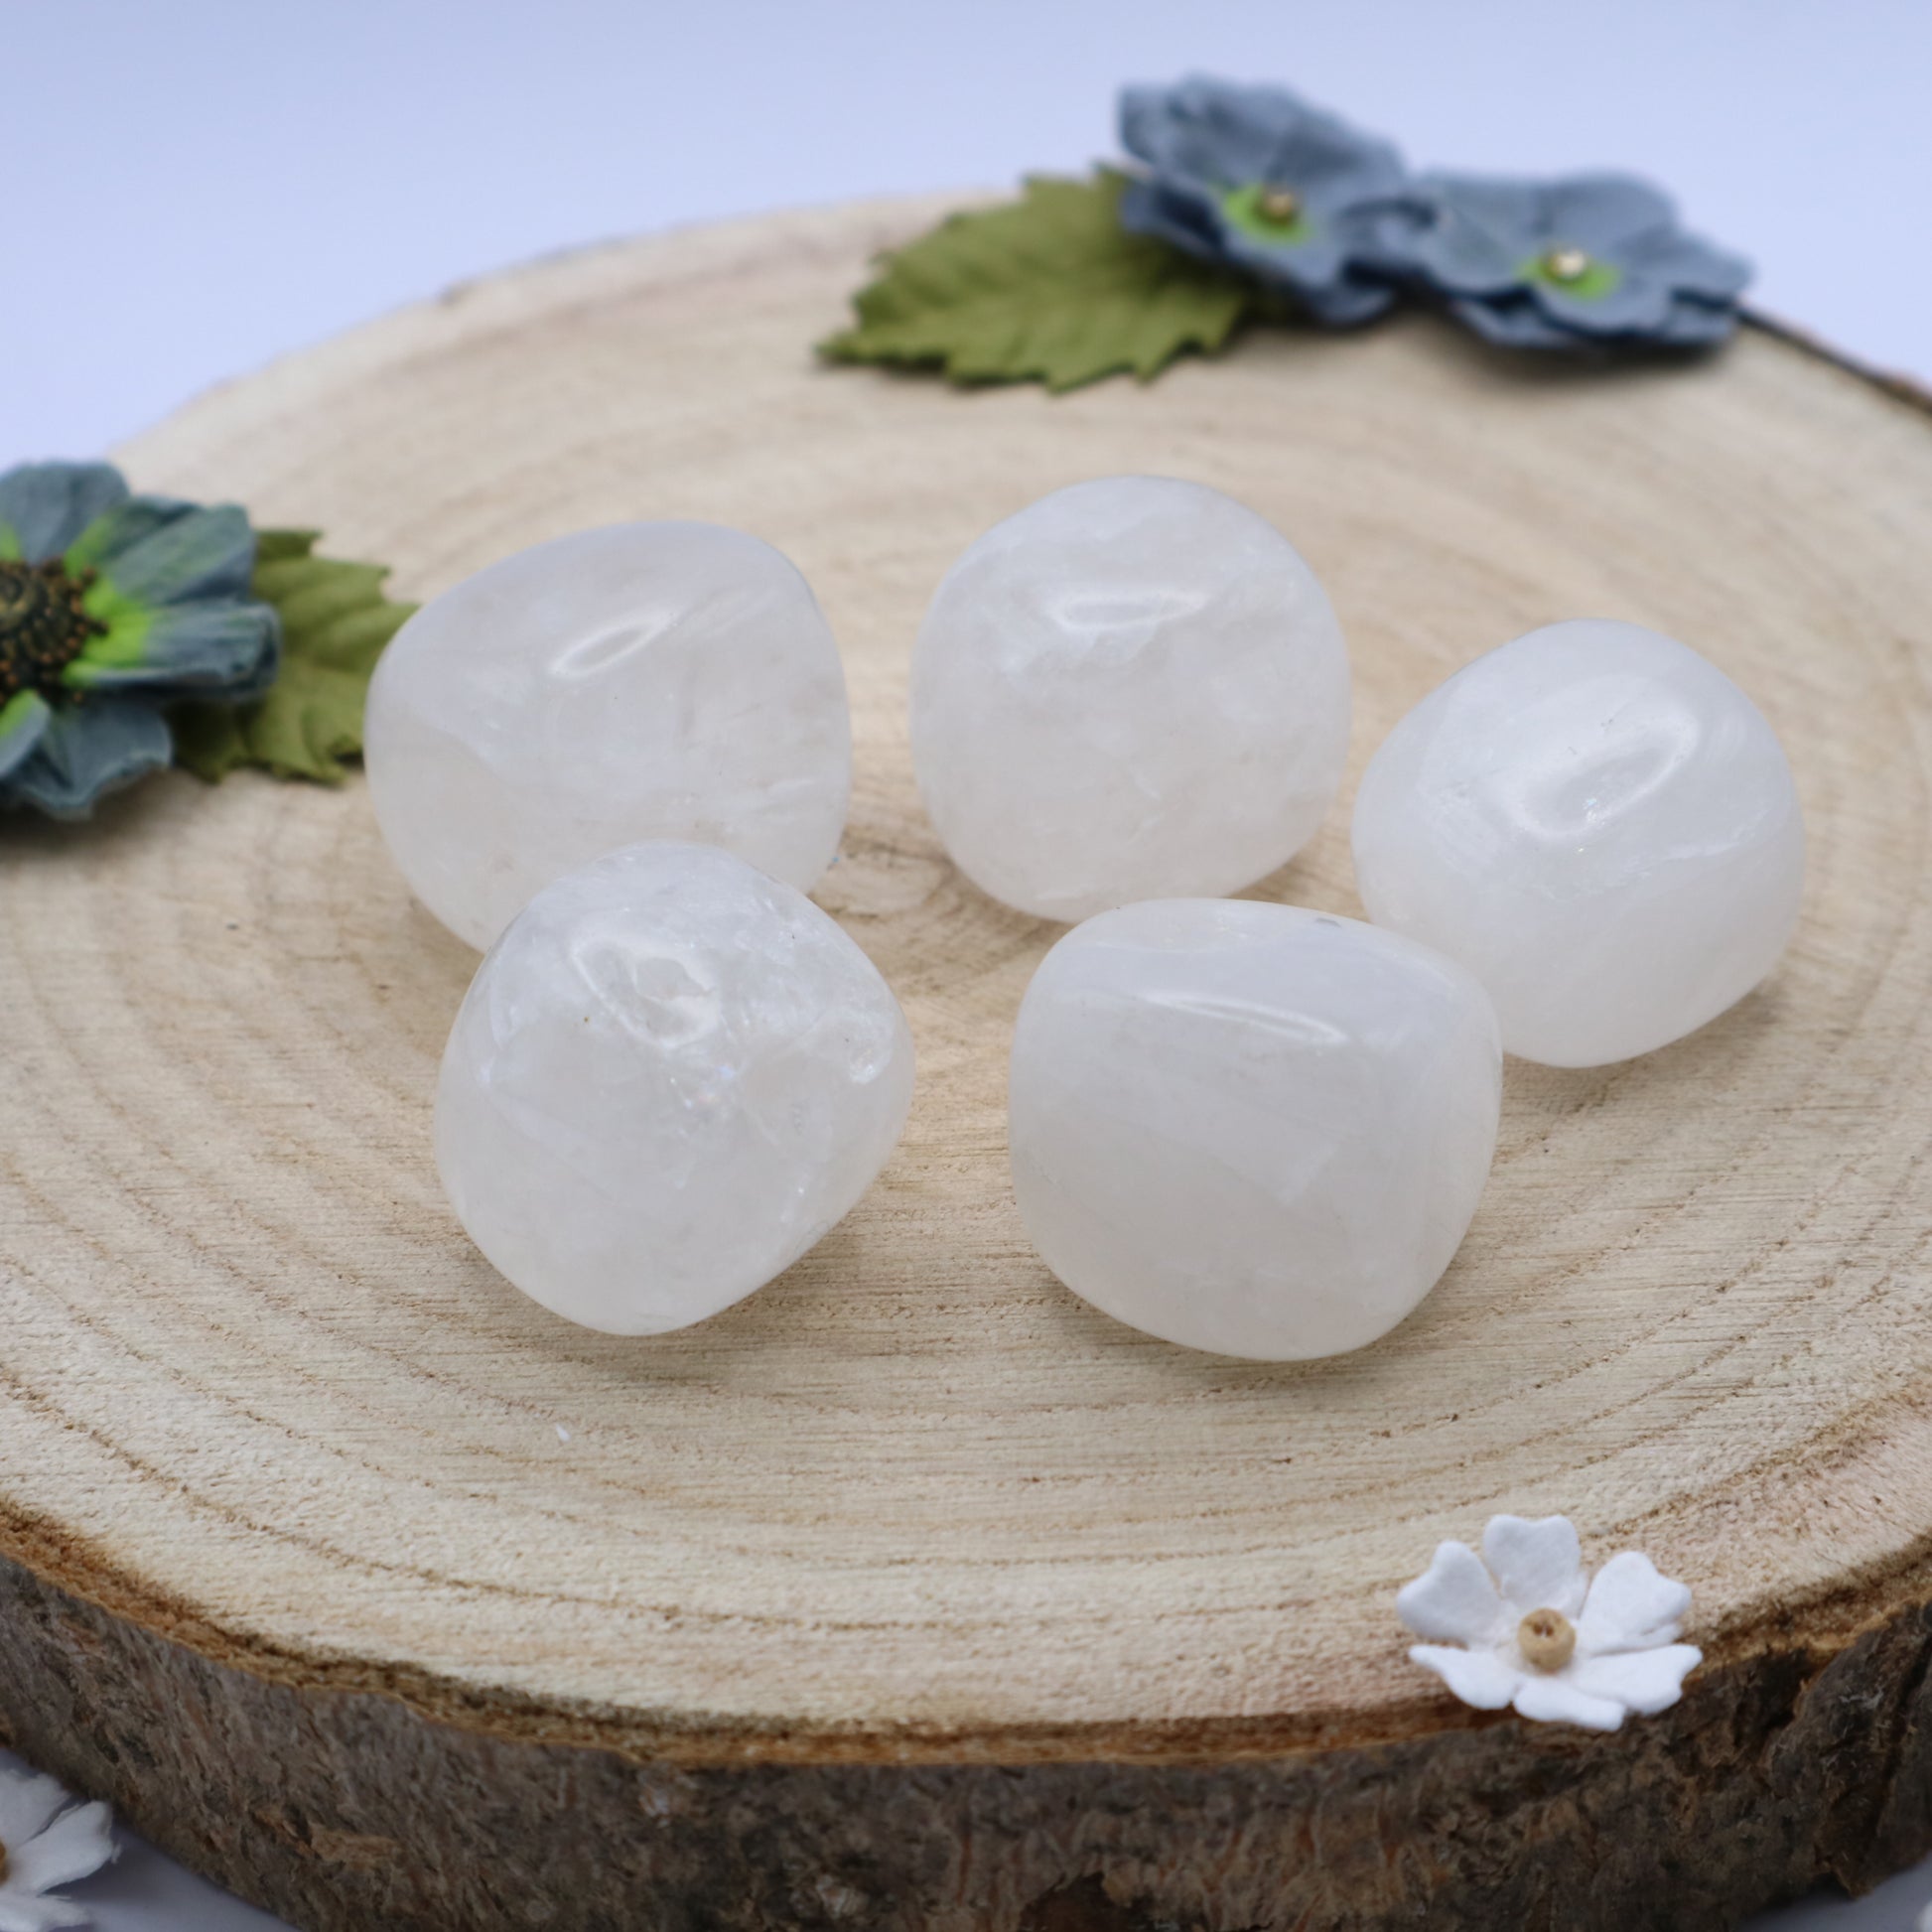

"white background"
[5,2,1931,1926]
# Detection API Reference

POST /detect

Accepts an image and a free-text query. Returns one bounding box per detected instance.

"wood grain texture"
[2,195,1931,1928]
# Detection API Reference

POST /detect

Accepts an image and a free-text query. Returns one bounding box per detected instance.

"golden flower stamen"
[1254,185,1304,226]
[0,557,107,703]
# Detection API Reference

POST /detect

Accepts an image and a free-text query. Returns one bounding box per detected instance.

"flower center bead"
[1254,185,1304,226]
[1517,1607,1578,1672]
[0,557,106,703]
[1540,246,1594,286]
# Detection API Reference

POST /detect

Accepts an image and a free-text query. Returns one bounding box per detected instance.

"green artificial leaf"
[820,172,1255,392]
[171,528,415,785]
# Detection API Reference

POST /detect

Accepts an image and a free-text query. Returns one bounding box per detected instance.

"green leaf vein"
[171,529,415,785]
[820,173,1255,392]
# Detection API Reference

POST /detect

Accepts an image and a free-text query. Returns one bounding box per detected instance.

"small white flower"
[0,1767,117,1931]
[1397,1514,1701,1732]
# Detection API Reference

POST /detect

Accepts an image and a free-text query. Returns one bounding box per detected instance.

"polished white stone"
[1009,900,1502,1360]
[1351,620,1805,1068]
[436,842,913,1335]
[910,477,1351,922]
[366,522,851,950]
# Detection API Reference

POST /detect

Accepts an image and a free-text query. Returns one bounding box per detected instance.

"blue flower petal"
[1219,220,1351,292]
[1123,77,1406,204]
[69,600,281,700]
[0,463,130,565]
[1619,225,1753,302]
[1,695,173,820]
[63,494,199,575]
[1219,232,1397,322]
[1352,196,1442,275]
[69,500,256,609]
[1122,173,1400,324]
[1118,77,1409,322]
[1450,285,1739,352]
[1392,165,1750,352]
[1396,177,1544,294]
[1119,176,1229,265]
[1532,271,1679,337]
[1543,174,1679,253]
[1295,271,1400,326]
[1123,77,1303,187]
[1651,295,1743,347]
[1448,294,1590,350]
[1257,116,1407,216]
[0,692,52,782]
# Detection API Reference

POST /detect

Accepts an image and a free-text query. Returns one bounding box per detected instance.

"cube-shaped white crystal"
[911,477,1351,922]
[1009,900,1501,1360]
[367,522,852,950]
[1352,620,1804,1067]
[437,842,913,1334]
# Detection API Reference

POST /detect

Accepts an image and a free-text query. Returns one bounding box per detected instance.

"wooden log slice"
[2,197,1931,1932]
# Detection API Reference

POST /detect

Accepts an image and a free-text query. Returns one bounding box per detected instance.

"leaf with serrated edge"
[172,529,415,785]
[821,173,1254,392]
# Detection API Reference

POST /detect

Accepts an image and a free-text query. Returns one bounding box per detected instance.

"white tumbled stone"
[1009,900,1501,1360]
[1351,620,1805,1068]
[436,842,913,1335]
[910,477,1351,922]
[366,522,851,950]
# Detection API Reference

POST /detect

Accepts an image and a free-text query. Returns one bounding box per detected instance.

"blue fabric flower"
[0,462,280,819]
[1375,172,1752,348]
[1118,76,1413,326]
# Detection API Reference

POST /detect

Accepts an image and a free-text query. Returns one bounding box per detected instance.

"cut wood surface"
[3,196,1932,1930]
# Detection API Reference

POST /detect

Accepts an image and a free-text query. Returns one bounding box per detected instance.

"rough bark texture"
[2,199,1930,1929]
[3,1548,1929,1930]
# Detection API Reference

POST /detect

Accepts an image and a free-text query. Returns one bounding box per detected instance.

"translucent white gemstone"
[436,842,913,1335]
[1009,900,1501,1360]
[910,477,1351,922]
[366,523,851,950]
[1351,620,1804,1068]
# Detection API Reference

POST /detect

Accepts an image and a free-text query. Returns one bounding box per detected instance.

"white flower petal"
[1579,1550,1692,1653]
[1409,1643,1523,1711]
[1397,1541,1507,1644]
[1568,1644,1703,1717]
[1482,1515,1587,1617]
[0,1775,66,1854]
[6,1801,116,1893]
[1511,1672,1627,1731]
[0,1889,93,1932]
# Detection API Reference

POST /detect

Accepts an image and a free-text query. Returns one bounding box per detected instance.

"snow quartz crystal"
[911,477,1351,923]
[0,1766,116,1932]
[1398,1514,1701,1731]
[366,522,852,950]
[1352,619,1803,1067]
[436,842,913,1336]
[1009,900,1501,1359]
